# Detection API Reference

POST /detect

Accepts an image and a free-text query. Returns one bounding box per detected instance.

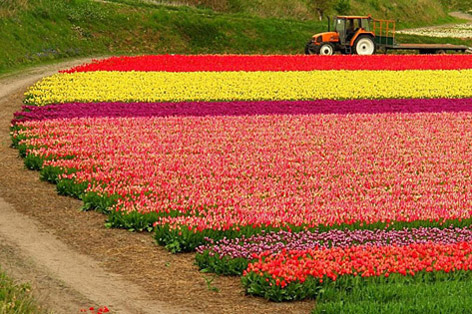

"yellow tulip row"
[24,70,472,106]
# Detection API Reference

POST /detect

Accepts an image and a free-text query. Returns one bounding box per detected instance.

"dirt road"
[0,199,189,314]
[449,11,472,21]
[0,59,193,314]
[0,60,314,313]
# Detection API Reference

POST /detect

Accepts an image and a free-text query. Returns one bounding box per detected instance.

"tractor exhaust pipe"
[327,16,331,32]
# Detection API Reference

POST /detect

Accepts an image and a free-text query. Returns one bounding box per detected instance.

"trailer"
[384,43,470,54]
[305,15,471,55]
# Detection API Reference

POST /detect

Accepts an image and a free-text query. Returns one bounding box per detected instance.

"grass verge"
[0,267,46,314]
[243,269,472,302]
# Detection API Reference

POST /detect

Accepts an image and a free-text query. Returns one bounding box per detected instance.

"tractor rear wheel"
[305,42,318,55]
[353,35,376,55]
[318,43,335,55]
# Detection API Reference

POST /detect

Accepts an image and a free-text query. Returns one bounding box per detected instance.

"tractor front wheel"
[318,43,335,55]
[353,35,376,55]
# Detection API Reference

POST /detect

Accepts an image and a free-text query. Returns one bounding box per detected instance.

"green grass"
[1,0,472,74]
[0,268,46,314]
[312,278,472,313]
[0,0,325,74]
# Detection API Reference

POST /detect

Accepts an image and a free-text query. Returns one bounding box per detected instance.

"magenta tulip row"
[198,226,472,260]
[12,98,472,125]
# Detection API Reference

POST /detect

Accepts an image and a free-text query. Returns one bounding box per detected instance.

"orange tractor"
[305,15,470,55]
[305,15,387,55]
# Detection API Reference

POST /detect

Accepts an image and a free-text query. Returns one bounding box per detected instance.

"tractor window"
[346,19,362,34]
[346,19,355,33]
[335,18,345,33]
[353,19,361,29]
[361,19,371,31]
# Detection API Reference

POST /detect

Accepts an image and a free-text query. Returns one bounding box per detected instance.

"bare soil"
[449,11,472,22]
[0,60,315,313]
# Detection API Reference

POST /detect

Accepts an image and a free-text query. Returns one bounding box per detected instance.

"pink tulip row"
[15,110,472,232]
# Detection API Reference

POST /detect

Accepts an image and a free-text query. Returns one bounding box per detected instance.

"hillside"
[4,0,322,73]
[152,0,453,26]
[0,0,470,74]
[441,0,472,12]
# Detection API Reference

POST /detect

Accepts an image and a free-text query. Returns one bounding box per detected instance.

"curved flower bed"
[12,54,472,302]
[14,111,472,250]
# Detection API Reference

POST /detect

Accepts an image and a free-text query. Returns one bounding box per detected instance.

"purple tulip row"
[13,98,472,124]
[197,226,472,260]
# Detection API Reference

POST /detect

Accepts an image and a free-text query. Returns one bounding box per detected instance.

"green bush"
[335,0,351,14]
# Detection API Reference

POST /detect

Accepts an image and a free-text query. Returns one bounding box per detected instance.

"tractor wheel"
[318,43,335,55]
[353,35,376,55]
[305,42,318,55]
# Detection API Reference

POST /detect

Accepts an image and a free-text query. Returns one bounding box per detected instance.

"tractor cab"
[335,16,372,46]
[305,15,381,55]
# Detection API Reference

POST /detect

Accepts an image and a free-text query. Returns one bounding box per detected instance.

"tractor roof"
[337,15,372,19]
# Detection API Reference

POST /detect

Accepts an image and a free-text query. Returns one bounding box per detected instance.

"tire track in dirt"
[0,59,194,314]
[0,198,187,314]
[449,11,472,22]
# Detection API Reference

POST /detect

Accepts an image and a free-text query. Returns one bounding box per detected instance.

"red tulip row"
[242,241,472,301]
[62,54,472,73]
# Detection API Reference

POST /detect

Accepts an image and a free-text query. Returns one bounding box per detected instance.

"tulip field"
[11,54,472,304]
